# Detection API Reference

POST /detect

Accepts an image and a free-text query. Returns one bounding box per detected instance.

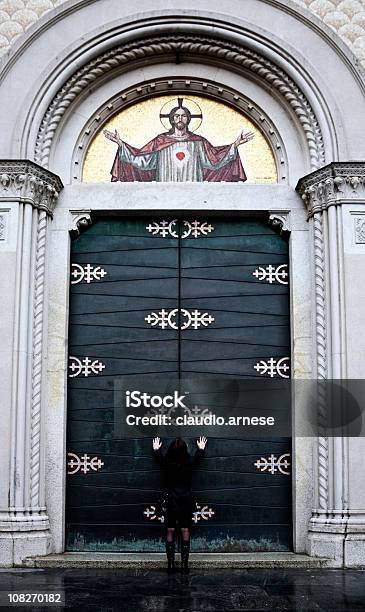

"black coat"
[153,447,205,513]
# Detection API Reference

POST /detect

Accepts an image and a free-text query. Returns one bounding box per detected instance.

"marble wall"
[0,0,365,67]
[1,0,365,569]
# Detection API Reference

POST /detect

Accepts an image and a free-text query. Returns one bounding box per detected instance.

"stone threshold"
[22,552,330,569]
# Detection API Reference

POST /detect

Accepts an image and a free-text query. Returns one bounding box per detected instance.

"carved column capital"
[297,162,365,218]
[0,160,63,216]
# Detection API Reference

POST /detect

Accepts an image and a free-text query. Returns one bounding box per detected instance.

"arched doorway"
[2,0,364,568]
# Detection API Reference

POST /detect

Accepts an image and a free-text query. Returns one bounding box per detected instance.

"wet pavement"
[0,567,365,611]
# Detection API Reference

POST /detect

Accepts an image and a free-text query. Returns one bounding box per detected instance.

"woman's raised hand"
[197,436,207,449]
[153,437,162,450]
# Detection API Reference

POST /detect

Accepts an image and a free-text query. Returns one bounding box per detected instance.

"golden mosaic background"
[1,1,364,66]
[82,95,278,183]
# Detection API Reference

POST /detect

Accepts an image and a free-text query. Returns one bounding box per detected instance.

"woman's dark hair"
[166,437,190,466]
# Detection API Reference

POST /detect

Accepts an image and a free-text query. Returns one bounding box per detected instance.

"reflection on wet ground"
[1,567,365,611]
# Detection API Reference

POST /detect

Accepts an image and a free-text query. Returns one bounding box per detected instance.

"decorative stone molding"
[69,209,92,237]
[72,79,288,184]
[30,209,48,510]
[0,210,7,240]
[354,215,365,244]
[268,211,291,237]
[0,160,63,562]
[0,161,63,215]
[296,163,365,563]
[297,162,365,217]
[311,212,327,380]
[34,34,325,171]
[1,0,365,69]
[311,209,329,513]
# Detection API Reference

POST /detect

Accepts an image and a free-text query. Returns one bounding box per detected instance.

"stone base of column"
[307,513,365,567]
[0,531,52,567]
[0,511,51,567]
[307,526,345,567]
[344,534,365,566]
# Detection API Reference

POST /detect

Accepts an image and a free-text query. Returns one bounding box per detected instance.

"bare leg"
[181,527,190,542]
[166,528,176,573]
[167,527,175,542]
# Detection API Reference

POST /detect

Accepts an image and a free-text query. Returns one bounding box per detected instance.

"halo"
[160,97,203,132]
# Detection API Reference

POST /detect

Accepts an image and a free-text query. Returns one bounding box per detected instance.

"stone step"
[22,552,330,569]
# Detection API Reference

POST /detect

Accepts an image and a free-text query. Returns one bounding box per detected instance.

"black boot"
[165,541,175,573]
[181,541,190,574]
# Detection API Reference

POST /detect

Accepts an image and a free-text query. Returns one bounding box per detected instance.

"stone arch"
[32,33,325,178]
[0,3,364,180]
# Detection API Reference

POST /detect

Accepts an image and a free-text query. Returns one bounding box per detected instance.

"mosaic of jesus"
[103,97,255,182]
[82,95,277,184]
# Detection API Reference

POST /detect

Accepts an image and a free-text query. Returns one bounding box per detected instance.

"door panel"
[66,217,291,552]
[179,218,291,550]
[66,219,179,552]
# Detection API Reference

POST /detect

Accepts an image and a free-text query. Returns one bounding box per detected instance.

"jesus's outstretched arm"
[199,140,238,170]
[234,130,255,147]
[104,129,158,170]
[103,129,123,146]
[117,142,158,170]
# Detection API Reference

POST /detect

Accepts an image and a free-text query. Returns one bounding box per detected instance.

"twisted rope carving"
[313,213,327,381]
[313,212,328,511]
[30,210,47,508]
[34,35,325,169]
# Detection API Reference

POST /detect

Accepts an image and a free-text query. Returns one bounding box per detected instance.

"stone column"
[0,161,63,566]
[297,162,365,567]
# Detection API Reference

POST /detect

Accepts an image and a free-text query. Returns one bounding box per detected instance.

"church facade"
[1,0,365,567]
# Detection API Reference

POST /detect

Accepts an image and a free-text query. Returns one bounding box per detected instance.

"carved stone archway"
[34,34,325,173]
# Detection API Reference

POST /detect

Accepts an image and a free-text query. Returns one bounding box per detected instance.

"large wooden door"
[66,217,291,552]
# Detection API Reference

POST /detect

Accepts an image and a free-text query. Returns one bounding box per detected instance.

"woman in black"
[152,436,207,573]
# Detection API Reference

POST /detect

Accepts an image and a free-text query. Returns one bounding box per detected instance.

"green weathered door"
[66,217,291,552]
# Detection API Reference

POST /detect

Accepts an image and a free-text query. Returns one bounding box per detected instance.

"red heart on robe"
[176,152,185,161]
